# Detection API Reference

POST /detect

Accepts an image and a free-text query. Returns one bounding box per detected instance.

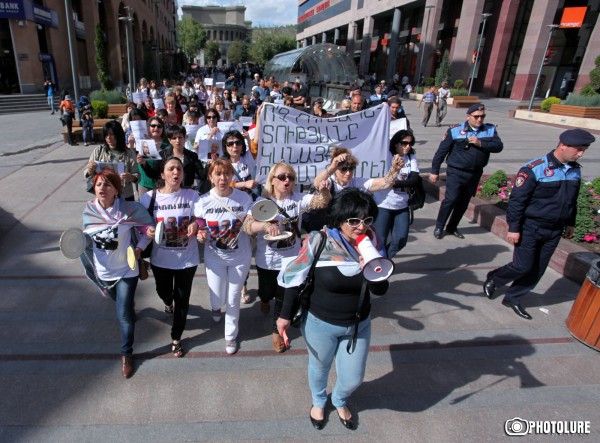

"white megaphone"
[356,234,394,282]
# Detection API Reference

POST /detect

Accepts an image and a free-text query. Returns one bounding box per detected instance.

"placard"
[217,121,244,134]
[136,139,161,159]
[95,161,125,175]
[130,120,148,141]
[198,140,222,160]
[389,118,408,139]
[153,98,165,110]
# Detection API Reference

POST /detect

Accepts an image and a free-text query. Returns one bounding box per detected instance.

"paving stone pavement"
[0,100,599,442]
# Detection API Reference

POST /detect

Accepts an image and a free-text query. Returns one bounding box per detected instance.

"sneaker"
[84,142,89,146]
[212,309,222,322]
[225,339,238,355]
[164,303,174,314]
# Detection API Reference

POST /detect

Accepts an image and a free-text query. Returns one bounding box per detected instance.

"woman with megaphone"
[276,188,390,431]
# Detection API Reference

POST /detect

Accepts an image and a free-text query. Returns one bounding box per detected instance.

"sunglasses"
[206,115,217,119]
[471,114,486,119]
[400,141,415,146]
[340,166,356,173]
[226,140,243,147]
[274,173,296,182]
[149,124,163,128]
[345,217,374,228]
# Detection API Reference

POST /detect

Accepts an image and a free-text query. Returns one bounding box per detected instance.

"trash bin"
[565,258,600,351]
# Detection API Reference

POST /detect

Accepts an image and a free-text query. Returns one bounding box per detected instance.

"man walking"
[483,129,594,320]
[429,103,503,239]
[418,86,437,127]
[436,81,451,126]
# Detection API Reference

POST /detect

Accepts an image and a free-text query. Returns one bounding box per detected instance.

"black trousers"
[489,220,562,303]
[257,266,285,334]
[151,264,197,341]
[435,167,482,232]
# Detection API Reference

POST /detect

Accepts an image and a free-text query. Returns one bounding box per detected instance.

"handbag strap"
[148,188,157,217]
[347,279,369,355]
[209,192,244,222]
[307,230,327,279]
[270,198,302,237]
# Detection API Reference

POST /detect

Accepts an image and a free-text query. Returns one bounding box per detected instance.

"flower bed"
[476,171,600,254]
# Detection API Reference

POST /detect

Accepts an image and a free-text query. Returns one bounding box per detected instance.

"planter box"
[550,104,600,119]
[514,109,600,131]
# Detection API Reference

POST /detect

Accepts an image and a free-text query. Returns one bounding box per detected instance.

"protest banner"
[255,103,390,184]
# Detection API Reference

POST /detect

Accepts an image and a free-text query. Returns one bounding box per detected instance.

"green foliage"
[227,40,248,65]
[450,88,469,96]
[592,177,600,195]
[94,23,113,91]
[435,50,451,86]
[479,170,508,198]
[578,84,599,96]
[178,16,207,63]
[424,77,435,86]
[90,89,126,104]
[564,94,600,107]
[248,27,296,65]
[204,40,221,65]
[91,100,108,119]
[414,86,424,94]
[573,182,596,242]
[453,79,464,89]
[540,96,561,112]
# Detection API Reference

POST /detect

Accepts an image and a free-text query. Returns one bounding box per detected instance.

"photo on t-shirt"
[91,225,118,250]
[207,218,242,250]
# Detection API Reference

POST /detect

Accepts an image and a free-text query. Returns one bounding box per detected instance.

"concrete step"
[0,94,59,115]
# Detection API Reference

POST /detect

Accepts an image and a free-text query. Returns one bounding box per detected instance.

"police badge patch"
[544,168,554,177]
[515,176,526,188]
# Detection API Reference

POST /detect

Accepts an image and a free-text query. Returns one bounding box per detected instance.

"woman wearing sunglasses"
[277,188,389,431]
[372,130,421,258]
[196,158,253,355]
[135,116,170,196]
[193,107,223,157]
[244,162,331,352]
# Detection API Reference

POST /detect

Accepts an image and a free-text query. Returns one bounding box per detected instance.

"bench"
[107,103,128,118]
[550,104,600,119]
[452,95,480,108]
[61,119,114,144]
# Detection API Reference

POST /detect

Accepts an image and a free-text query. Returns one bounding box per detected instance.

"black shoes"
[310,407,324,430]
[433,228,444,239]
[502,300,532,320]
[446,228,465,239]
[337,408,355,430]
[483,277,497,299]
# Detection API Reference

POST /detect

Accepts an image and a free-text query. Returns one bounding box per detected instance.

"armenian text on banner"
[256,103,391,184]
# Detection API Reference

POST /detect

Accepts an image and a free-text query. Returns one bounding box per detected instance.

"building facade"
[0,0,177,95]
[181,5,251,67]
[296,0,600,100]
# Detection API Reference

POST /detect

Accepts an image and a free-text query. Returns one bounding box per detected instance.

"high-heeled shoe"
[310,406,324,430]
[337,408,354,430]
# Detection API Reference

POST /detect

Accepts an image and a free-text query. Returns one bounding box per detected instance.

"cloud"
[178,0,298,27]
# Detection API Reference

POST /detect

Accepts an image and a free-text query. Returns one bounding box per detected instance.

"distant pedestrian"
[436,81,451,126]
[60,95,77,146]
[429,103,504,239]
[418,86,437,127]
[483,129,595,320]
[44,79,56,114]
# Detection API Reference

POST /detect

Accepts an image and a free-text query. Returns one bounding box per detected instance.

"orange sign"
[559,6,587,28]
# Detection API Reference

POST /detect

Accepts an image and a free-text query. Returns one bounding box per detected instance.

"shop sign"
[560,7,587,28]
[0,0,26,19]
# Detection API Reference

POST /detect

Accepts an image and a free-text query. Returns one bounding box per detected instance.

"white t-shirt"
[194,124,224,144]
[330,176,375,194]
[140,188,202,269]
[254,193,314,270]
[374,154,419,210]
[231,152,256,182]
[197,189,253,264]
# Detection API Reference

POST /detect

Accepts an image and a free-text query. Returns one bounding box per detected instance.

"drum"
[565,259,600,351]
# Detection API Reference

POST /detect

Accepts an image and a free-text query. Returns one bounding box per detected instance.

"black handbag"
[290,231,326,328]
[407,174,426,225]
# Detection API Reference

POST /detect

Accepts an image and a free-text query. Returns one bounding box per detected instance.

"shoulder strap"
[347,279,369,355]
[306,231,326,279]
[209,192,244,222]
[147,188,157,217]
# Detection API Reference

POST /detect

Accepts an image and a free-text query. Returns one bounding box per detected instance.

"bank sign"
[0,1,26,19]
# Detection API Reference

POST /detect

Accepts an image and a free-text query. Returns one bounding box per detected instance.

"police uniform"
[431,106,503,235]
[485,128,595,319]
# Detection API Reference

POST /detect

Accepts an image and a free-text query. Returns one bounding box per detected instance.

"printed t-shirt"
[374,154,419,210]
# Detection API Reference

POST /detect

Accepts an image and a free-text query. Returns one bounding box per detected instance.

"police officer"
[429,103,504,239]
[483,129,595,320]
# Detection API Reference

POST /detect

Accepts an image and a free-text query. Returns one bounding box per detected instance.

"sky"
[178,0,298,27]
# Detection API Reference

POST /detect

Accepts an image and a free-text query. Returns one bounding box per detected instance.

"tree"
[435,50,451,86]
[249,27,297,66]
[94,23,113,90]
[204,41,221,66]
[178,16,207,63]
[228,40,248,66]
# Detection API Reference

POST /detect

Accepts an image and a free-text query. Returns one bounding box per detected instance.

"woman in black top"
[277,188,389,431]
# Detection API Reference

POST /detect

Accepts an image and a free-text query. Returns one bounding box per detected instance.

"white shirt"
[374,154,419,210]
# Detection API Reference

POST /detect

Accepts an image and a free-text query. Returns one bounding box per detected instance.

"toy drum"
[566,259,600,351]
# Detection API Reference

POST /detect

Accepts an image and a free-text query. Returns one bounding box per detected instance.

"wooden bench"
[107,103,128,118]
[61,119,114,144]
[452,95,480,108]
[550,104,600,119]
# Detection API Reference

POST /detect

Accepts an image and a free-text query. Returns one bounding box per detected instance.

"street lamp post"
[416,5,434,86]
[468,13,492,96]
[153,0,160,81]
[64,0,79,105]
[528,24,559,111]
[118,7,135,95]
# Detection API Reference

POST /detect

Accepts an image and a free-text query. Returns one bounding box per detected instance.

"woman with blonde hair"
[244,162,331,352]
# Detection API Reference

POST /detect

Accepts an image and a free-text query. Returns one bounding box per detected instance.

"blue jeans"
[82,118,94,143]
[301,312,371,409]
[374,206,409,258]
[103,276,138,356]
[48,95,55,113]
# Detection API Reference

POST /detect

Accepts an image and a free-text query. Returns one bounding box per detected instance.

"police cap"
[466,103,485,114]
[559,129,595,147]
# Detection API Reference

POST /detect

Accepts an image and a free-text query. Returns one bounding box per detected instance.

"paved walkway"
[0,102,599,442]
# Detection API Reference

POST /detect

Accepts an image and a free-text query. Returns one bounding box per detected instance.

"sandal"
[241,285,251,304]
[273,333,286,353]
[171,340,184,358]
